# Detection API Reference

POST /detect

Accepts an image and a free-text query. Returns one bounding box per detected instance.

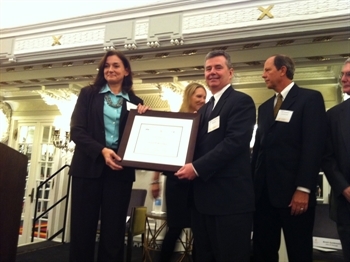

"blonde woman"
[151,82,206,262]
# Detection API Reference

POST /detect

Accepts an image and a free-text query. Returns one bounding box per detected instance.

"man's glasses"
[340,71,350,78]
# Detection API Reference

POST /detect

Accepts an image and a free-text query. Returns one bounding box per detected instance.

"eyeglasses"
[340,72,350,78]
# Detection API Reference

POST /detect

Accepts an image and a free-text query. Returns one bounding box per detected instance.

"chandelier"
[156,82,185,112]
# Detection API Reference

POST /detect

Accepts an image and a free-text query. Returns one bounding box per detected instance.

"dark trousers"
[158,227,183,262]
[253,188,315,262]
[335,197,350,261]
[191,208,252,262]
[69,172,133,262]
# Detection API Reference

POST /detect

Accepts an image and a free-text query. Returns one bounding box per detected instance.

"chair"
[126,206,147,262]
[125,189,147,261]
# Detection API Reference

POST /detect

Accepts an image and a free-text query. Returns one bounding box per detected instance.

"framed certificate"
[117,110,200,172]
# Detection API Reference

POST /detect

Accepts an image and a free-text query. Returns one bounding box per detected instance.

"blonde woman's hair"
[179,82,206,113]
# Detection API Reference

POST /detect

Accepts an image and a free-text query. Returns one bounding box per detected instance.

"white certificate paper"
[123,115,193,166]
[118,110,200,171]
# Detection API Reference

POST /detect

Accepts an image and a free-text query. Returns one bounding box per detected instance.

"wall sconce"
[52,128,70,150]
[52,116,75,152]
[124,43,137,50]
[147,41,160,48]
[170,38,184,45]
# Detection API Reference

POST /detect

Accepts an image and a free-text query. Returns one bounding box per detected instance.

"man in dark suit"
[176,50,256,261]
[322,58,350,261]
[251,54,327,261]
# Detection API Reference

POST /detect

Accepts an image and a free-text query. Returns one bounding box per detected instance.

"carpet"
[16,241,184,262]
[16,240,344,262]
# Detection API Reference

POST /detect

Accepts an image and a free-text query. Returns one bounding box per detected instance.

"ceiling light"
[312,36,333,42]
[62,62,73,67]
[82,75,94,79]
[306,56,330,61]
[8,57,16,63]
[155,53,169,58]
[211,46,228,51]
[124,43,137,50]
[276,40,294,46]
[103,46,115,51]
[144,70,160,74]
[83,60,95,65]
[43,64,53,69]
[46,78,57,81]
[243,43,260,49]
[168,68,184,72]
[170,38,184,45]
[183,50,197,56]
[147,41,160,48]
[130,55,143,61]
[64,76,75,80]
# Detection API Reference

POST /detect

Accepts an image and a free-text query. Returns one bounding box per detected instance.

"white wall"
[133,170,166,213]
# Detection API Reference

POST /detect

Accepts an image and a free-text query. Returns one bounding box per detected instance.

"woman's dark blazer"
[69,85,143,181]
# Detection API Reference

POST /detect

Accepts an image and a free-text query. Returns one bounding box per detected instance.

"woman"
[69,50,147,262]
[151,82,207,262]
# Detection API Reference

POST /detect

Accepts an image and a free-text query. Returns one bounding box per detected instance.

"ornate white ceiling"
[0,0,349,113]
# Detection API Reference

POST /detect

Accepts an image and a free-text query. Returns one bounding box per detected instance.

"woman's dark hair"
[91,50,134,95]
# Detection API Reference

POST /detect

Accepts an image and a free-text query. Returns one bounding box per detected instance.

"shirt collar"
[277,82,294,99]
[212,83,231,105]
[99,84,130,101]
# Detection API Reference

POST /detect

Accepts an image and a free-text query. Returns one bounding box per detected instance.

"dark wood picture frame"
[118,109,200,172]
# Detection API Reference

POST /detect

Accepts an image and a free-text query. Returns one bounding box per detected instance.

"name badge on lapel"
[126,101,137,111]
[276,110,293,122]
[208,116,220,133]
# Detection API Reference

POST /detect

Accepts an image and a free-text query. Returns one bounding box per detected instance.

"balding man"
[251,54,327,261]
[322,58,350,261]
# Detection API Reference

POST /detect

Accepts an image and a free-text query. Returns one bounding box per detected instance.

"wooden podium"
[0,143,28,262]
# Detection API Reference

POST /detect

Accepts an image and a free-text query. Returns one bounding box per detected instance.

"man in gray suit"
[176,50,256,262]
[322,58,350,261]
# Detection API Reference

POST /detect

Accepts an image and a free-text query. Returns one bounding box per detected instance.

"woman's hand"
[101,148,123,170]
[137,104,151,114]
